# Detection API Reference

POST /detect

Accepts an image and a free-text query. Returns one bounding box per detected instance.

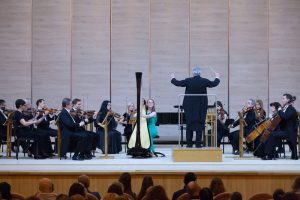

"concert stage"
[0,145,299,199]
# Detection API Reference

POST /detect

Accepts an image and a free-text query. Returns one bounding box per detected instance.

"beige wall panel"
[269,0,300,110]
[32,0,71,108]
[72,0,110,111]
[151,0,189,112]
[0,0,31,108]
[111,0,150,112]
[229,0,268,116]
[190,0,228,109]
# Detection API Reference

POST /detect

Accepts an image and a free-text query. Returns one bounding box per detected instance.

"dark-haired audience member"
[56,194,70,200]
[172,172,197,200]
[292,177,300,192]
[199,188,213,200]
[36,178,57,200]
[0,182,12,200]
[143,185,169,200]
[102,193,119,200]
[118,172,136,200]
[70,194,85,200]
[68,182,86,198]
[78,175,101,200]
[107,182,124,196]
[273,188,285,200]
[231,192,242,200]
[209,177,225,196]
[137,176,154,200]
[282,192,298,200]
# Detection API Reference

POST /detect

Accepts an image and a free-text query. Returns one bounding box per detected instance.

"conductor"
[171,66,220,148]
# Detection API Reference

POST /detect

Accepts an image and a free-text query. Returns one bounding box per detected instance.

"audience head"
[143,185,169,200]
[183,172,197,186]
[292,176,300,192]
[78,175,90,189]
[118,172,132,193]
[138,176,154,200]
[0,182,12,200]
[282,192,298,200]
[187,181,201,198]
[68,183,86,197]
[199,187,213,200]
[231,192,242,200]
[107,182,124,196]
[209,177,225,196]
[38,178,54,193]
[273,188,285,200]
[102,193,119,200]
[69,194,85,200]
[56,194,70,200]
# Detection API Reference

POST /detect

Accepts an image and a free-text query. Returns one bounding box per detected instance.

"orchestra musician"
[255,99,266,121]
[94,100,122,154]
[58,98,92,160]
[262,94,298,160]
[142,99,158,154]
[35,99,58,156]
[120,102,136,144]
[229,99,257,155]
[13,99,51,159]
[0,99,8,152]
[215,101,229,148]
[171,66,220,148]
[72,98,99,159]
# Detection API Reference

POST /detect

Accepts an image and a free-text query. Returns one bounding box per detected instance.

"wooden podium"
[173,147,222,162]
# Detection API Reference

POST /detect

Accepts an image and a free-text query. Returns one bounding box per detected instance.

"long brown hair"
[209,177,225,196]
[146,99,156,112]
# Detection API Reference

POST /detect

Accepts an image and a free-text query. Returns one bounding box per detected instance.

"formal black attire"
[0,110,8,142]
[229,109,256,152]
[94,112,122,154]
[13,111,49,158]
[216,111,230,147]
[122,112,134,143]
[171,75,220,147]
[58,108,92,158]
[264,105,298,159]
[71,108,99,152]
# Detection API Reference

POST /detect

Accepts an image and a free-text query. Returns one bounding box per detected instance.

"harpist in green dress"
[146,110,158,153]
[144,99,158,153]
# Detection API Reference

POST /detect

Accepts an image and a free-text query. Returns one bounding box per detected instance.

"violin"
[36,108,59,115]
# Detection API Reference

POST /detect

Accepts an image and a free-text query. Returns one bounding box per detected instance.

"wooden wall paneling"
[0,0,32,108]
[269,0,300,110]
[110,0,150,113]
[229,0,269,116]
[150,0,189,112]
[72,0,110,111]
[190,0,229,109]
[32,0,72,108]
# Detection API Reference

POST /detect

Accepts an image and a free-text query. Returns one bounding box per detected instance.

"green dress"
[147,111,158,153]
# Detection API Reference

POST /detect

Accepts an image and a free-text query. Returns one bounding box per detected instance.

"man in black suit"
[72,98,99,159]
[263,94,298,160]
[171,66,220,148]
[58,98,92,160]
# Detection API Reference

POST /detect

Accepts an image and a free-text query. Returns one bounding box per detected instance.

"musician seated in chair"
[142,99,158,155]
[229,99,257,155]
[94,100,122,154]
[0,100,8,151]
[215,101,229,148]
[120,102,136,145]
[262,94,298,160]
[59,98,92,160]
[72,98,99,159]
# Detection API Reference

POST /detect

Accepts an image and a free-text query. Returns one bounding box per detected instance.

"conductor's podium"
[173,147,222,162]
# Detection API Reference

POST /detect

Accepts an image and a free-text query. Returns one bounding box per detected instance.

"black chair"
[14,129,39,160]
